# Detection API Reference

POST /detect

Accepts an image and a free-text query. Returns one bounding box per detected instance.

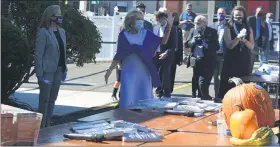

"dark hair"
[229,6,249,27]
[186,3,192,7]
[136,2,146,9]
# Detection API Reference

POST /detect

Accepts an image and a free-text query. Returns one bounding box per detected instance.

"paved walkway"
[13,88,114,116]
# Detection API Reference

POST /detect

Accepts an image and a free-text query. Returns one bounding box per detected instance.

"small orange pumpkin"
[222,77,275,128]
[230,104,259,139]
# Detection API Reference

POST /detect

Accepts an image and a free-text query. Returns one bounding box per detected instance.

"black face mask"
[233,16,243,24]
[50,16,63,24]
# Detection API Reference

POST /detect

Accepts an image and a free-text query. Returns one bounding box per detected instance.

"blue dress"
[113,29,162,108]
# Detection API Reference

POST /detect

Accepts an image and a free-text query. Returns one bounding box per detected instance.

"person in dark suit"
[153,11,177,98]
[247,6,265,72]
[185,15,219,100]
[261,13,274,64]
[136,2,153,32]
[170,12,183,93]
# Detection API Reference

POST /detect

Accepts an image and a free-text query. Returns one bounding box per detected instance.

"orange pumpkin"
[222,77,275,128]
[230,104,259,139]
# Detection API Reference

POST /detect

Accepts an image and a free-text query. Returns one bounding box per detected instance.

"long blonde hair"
[124,10,143,34]
[38,5,61,28]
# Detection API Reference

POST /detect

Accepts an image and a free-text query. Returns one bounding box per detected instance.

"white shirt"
[153,22,168,54]
[208,21,225,54]
[266,20,272,41]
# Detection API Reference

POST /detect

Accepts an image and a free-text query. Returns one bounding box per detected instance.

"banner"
[272,22,279,51]
[247,1,270,15]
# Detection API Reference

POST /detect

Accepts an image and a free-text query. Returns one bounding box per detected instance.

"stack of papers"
[69,120,162,142]
[254,64,279,78]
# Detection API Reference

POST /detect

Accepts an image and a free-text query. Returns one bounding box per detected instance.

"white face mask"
[266,18,273,23]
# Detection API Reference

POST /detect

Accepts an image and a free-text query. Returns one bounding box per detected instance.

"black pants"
[170,62,177,93]
[154,53,172,98]
[192,60,213,100]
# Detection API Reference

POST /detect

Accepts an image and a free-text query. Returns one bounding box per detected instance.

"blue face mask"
[135,20,144,31]
[267,18,273,23]
[217,14,225,21]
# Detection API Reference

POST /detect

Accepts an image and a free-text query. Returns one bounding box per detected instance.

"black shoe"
[192,93,196,98]
[213,98,222,103]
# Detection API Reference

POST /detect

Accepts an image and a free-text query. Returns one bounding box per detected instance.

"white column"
[207,1,215,25]
[79,1,87,15]
[163,0,166,8]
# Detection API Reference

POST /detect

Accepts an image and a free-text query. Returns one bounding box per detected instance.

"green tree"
[1,17,31,104]
[1,1,102,104]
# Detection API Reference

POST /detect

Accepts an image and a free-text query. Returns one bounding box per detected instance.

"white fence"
[85,11,155,61]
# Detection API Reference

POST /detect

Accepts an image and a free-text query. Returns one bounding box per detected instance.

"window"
[212,1,237,22]
[118,6,127,12]
[186,1,208,14]
[214,1,237,15]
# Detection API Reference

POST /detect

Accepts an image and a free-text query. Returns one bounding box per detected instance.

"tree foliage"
[1,1,102,103]
[1,17,31,103]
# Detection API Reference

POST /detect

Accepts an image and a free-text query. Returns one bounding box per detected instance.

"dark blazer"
[263,22,274,51]
[185,27,219,68]
[247,15,264,46]
[35,27,68,77]
[153,24,178,64]
[174,26,183,65]
[144,20,153,32]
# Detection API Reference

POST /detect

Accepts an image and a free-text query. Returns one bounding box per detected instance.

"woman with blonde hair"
[104,9,174,107]
[35,5,67,128]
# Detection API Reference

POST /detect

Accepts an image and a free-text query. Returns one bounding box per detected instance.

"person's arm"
[161,12,174,45]
[241,27,254,50]
[223,26,242,49]
[34,28,46,78]
[207,29,219,52]
[178,28,184,64]
[179,13,186,25]
[107,60,120,72]
[185,28,195,49]
[168,26,178,52]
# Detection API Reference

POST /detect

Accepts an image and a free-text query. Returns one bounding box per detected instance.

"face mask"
[195,25,203,31]
[51,16,63,24]
[187,9,192,13]
[135,20,144,31]
[218,14,225,21]
[233,16,243,24]
[267,18,273,23]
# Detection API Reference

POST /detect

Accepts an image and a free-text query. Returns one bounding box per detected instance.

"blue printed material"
[122,132,162,142]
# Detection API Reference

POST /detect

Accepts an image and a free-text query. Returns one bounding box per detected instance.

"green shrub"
[1,17,31,103]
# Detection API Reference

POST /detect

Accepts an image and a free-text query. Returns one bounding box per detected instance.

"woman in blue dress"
[104,10,174,108]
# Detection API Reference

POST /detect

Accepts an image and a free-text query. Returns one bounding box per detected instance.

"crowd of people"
[105,3,277,106]
[34,3,277,127]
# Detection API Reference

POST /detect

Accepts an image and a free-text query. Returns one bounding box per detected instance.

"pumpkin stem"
[229,77,244,86]
[234,104,244,111]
